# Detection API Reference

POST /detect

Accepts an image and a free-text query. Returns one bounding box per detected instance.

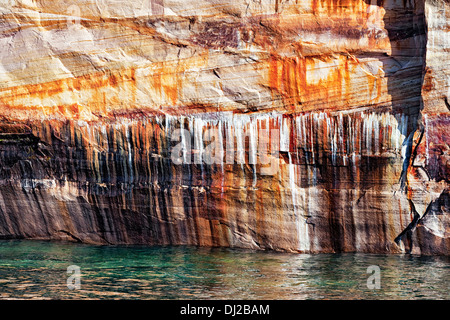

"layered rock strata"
[0,0,448,254]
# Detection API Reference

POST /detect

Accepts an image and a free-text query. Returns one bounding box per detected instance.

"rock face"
[0,0,448,254]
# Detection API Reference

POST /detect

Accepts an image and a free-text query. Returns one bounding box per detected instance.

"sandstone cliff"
[0,0,448,254]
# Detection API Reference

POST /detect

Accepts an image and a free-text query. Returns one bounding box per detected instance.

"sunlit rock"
[0,0,448,254]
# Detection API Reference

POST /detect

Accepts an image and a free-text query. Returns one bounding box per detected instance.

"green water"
[0,240,448,300]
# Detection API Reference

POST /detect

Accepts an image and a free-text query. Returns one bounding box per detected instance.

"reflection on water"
[0,240,448,300]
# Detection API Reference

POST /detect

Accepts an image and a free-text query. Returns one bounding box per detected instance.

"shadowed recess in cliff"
[362,0,448,253]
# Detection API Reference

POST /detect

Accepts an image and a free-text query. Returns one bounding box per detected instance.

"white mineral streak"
[194,118,204,165]
[280,116,290,152]
[125,123,134,183]
[288,151,311,252]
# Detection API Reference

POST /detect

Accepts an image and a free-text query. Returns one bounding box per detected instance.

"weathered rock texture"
[0,0,448,254]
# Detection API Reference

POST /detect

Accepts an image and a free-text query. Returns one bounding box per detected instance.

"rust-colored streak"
[268,54,280,97]
[0,51,211,120]
[312,0,319,14]
[266,52,381,114]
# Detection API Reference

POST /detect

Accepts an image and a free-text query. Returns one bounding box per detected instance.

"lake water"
[0,240,448,300]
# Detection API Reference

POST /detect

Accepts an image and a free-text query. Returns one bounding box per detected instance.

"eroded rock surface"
[0,0,448,254]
